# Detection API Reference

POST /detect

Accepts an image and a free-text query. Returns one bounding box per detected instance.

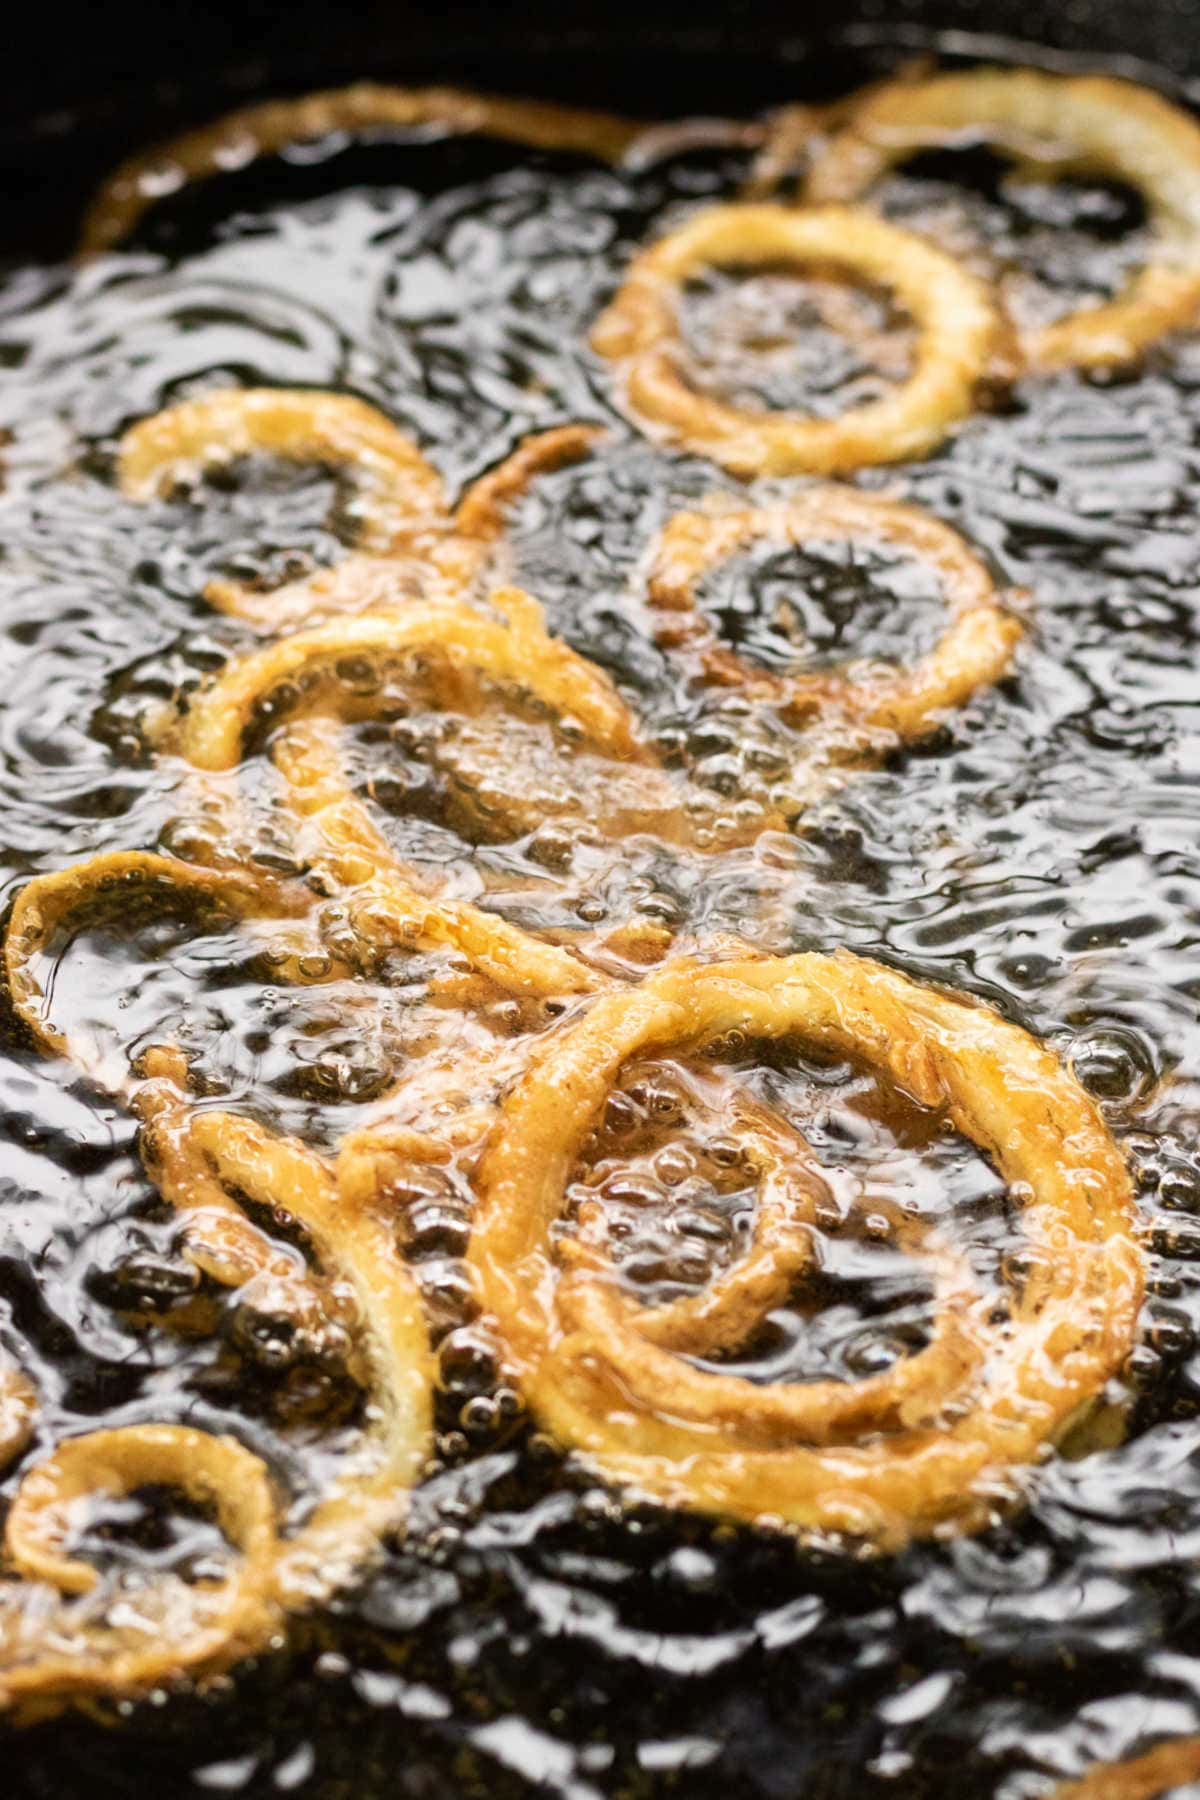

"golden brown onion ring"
[1049,1739,1200,1800]
[646,488,1024,739]
[4,851,343,1321]
[163,1108,432,1607]
[805,68,1200,372]
[175,588,640,772]
[118,386,446,562]
[0,843,434,1705]
[80,84,652,258]
[556,1089,982,1445]
[467,951,1144,1546]
[171,589,654,996]
[591,202,1002,476]
[1,1424,278,1706]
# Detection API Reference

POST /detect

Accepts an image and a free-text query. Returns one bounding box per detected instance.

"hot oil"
[2,34,1200,1800]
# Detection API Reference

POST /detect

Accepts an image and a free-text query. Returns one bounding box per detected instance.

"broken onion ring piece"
[591,202,1002,476]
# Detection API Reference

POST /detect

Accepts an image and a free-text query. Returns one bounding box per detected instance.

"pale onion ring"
[80,84,652,259]
[1050,1739,1200,1800]
[117,387,447,559]
[171,588,655,996]
[590,202,1003,476]
[467,950,1144,1546]
[805,68,1200,373]
[645,488,1025,739]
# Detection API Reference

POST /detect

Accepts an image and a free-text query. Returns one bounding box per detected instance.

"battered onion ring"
[0,1114,433,1706]
[1,1425,278,1705]
[80,84,651,258]
[646,488,1024,739]
[591,202,1002,476]
[118,397,601,632]
[172,588,652,996]
[1050,1739,1200,1800]
[117,388,446,556]
[4,850,347,1316]
[805,68,1200,373]
[467,951,1144,1545]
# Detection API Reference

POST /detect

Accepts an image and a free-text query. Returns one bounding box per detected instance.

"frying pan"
[3,3,1200,1797]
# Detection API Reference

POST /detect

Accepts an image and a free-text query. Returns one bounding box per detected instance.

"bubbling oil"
[2,33,1200,1800]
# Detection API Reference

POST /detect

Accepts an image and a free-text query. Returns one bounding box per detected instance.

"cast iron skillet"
[4,6,1200,1799]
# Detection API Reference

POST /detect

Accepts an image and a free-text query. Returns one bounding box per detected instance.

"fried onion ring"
[556,1090,983,1445]
[805,68,1200,372]
[81,83,650,258]
[591,202,1002,476]
[171,589,650,995]
[1,1425,278,1705]
[4,851,350,1320]
[646,488,1024,738]
[117,387,446,554]
[467,951,1143,1545]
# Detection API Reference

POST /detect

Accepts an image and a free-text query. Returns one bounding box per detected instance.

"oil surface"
[3,36,1200,1800]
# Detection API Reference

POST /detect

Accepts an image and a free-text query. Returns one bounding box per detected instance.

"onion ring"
[556,1089,983,1445]
[805,68,1200,373]
[122,401,603,632]
[0,1425,279,1706]
[170,589,652,995]
[4,850,351,1318]
[591,202,1002,476]
[117,386,446,552]
[645,488,1024,738]
[80,83,651,259]
[467,950,1143,1545]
